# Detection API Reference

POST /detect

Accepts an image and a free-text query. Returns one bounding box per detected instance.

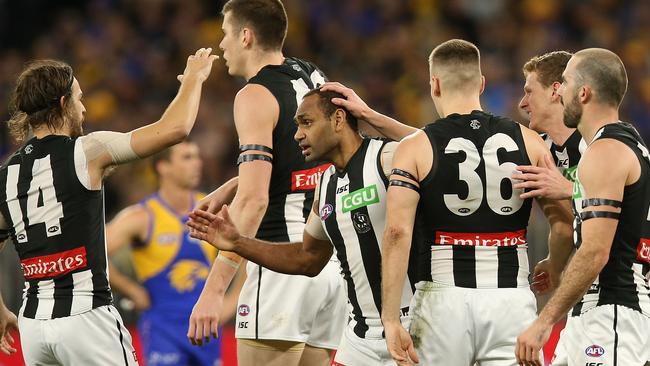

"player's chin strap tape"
[389,180,420,193]
[240,144,273,154]
[582,198,622,209]
[237,154,273,165]
[391,168,417,182]
[580,198,622,221]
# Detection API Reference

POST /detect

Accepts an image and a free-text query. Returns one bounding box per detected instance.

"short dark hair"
[222,0,288,51]
[573,48,628,107]
[428,39,481,92]
[6,60,75,142]
[523,51,572,88]
[303,88,358,131]
[151,139,193,175]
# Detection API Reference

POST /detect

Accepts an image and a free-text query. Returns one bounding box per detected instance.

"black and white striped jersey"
[571,122,650,317]
[417,111,534,289]
[249,57,331,243]
[318,139,415,339]
[541,129,587,181]
[0,135,112,319]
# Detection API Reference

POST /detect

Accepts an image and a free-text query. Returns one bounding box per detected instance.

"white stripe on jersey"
[284,192,307,242]
[70,269,94,315]
[33,279,55,319]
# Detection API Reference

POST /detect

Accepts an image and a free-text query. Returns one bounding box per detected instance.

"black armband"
[391,168,418,182]
[236,154,273,165]
[239,144,273,154]
[579,211,620,221]
[389,179,420,193]
[582,198,622,209]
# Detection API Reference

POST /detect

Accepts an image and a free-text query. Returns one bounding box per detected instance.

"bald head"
[572,48,627,107]
[429,39,482,94]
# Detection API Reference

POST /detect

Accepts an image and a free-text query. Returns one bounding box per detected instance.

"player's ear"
[241,27,253,48]
[478,75,485,95]
[334,109,345,131]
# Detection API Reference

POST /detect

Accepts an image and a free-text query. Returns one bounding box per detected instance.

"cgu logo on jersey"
[341,185,379,213]
[637,239,650,264]
[291,164,332,192]
[585,344,605,357]
[20,247,87,280]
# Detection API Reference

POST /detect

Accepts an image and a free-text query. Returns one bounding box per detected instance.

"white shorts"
[409,282,537,366]
[18,305,138,366]
[551,305,650,366]
[235,259,347,349]
[333,319,409,366]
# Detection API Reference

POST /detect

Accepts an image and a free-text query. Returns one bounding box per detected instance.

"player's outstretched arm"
[189,205,332,276]
[194,177,239,214]
[381,132,428,366]
[516,139,631,365]
[188,83,276,346]
[320,82,417,140]
[106,205,151,311]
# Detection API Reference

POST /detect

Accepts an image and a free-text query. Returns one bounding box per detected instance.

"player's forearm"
[381,226,411,323]
[155,76,205,143]
[201,193,268,294]
[203,177,239,207]
[538,245,608,325]
[108,262,141,298]
[547,221,574,275]
[234,238,324,276]
[363,109,417,141]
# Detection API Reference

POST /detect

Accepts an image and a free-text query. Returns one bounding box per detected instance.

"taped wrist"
[216,253,240,269]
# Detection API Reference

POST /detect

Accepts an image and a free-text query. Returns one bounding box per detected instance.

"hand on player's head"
[180,47,219,83]
[320,81,371,120]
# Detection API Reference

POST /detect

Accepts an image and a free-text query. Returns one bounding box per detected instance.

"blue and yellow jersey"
[132,192,217,316]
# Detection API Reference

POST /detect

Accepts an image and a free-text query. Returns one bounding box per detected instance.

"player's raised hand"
[179,47,219,83]
[384,321,419,365]
[320,81,372,120]
[0,306,18,355]
[188,205,240,251]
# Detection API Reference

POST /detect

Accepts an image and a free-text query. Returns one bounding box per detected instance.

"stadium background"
[0,0,648,365]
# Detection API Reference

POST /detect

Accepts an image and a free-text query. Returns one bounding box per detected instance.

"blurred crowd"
[0,0,649,310]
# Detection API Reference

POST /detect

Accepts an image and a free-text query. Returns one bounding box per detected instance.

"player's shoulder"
[234,83,277,112]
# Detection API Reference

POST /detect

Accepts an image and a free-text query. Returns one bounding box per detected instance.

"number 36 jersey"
[0,135,112,320]
[416,110,533,289]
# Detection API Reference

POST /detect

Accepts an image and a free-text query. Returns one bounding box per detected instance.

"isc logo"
[585,363,603,366]
[238,321,248,329]
[585,344,605,357]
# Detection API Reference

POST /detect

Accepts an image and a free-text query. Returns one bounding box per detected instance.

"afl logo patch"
[238,304,250,317]
[585,345,605,357]
[320,204,333,220]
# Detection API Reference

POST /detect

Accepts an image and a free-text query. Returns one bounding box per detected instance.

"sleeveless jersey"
[541,129,587,182]
[131,193,217,315]
[248,57,330,242]
[417,110,534,289]
[318,139,415,339]
[0,135,112,319]
[571,122,650,317]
